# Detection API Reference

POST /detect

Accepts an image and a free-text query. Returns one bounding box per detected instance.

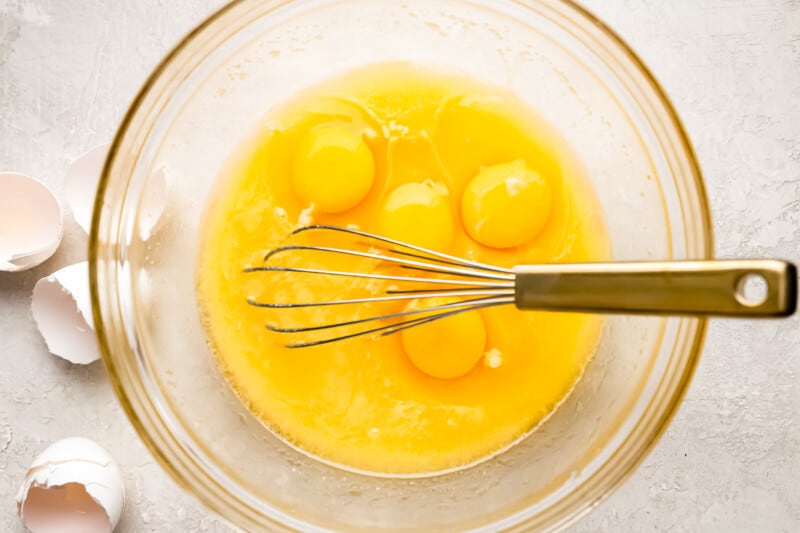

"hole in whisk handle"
[735,273,770,307]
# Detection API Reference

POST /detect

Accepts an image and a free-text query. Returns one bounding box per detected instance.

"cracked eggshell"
[0,172,63,272]
[64,145,108,235]
[65,145,166,240]
[16,437,125,533]
[139,166,167,240]
[31,262,99,364]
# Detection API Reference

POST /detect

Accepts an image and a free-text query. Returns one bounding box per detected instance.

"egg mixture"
[197,63,609,474]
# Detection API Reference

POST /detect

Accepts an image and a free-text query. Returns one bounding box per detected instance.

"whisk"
[245,225,797,348]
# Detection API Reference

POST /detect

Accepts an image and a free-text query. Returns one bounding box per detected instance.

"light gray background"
[1,1,798,531]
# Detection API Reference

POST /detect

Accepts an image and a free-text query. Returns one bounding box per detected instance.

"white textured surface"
[1,1,798,531]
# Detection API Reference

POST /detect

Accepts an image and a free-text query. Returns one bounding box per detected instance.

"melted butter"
[197,62,610,474]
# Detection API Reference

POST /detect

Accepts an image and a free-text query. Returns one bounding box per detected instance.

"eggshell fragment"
[64,145,108,235]
[65,145,167,240]
[31,262,99,364]
[16,437,125,533]
[0,172,63,271]
[139,166,167,240]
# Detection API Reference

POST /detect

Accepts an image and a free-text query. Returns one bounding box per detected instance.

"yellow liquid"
[197,63,609,474]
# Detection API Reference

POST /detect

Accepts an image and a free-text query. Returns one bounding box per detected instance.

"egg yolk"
[377,181,454,251]
[461,159,553,249]
[291,123,375,213]
[400,298,487,379]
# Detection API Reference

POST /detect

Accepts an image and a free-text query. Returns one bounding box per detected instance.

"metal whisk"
[245,225,797,348]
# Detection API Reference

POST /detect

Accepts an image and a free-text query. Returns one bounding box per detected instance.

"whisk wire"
[245,264,513,289]
[280,296,513,348]
[247,225,518,347]
[247,289,514,309]
[263,244,514,281]
[267,294,511,334]
[291,225,514,275]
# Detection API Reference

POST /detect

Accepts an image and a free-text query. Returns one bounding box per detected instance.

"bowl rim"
[89,0,713,530]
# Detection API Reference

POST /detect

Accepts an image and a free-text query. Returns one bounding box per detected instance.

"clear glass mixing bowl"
[89,0,712,530]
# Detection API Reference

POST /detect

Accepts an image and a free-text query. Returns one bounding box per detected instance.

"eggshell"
[0,172,63,271]
[64,145,108,235]
[31,262,99,364]
[139,166,167,240]
[65,145,166,240]
[16,437,125,533]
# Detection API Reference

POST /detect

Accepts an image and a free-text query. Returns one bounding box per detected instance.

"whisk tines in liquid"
[244,225,797,348]
[244,225,518,348]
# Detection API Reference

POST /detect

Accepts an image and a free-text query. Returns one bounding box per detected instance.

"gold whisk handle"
[514,260,797,317]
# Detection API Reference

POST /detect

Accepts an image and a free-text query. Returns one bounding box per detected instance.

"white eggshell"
[31,262,99,365]
[0,172,63,272]
[16,437,125,533]
[65,145,166,240]
[64,145,108,235]
[139,166,167,240]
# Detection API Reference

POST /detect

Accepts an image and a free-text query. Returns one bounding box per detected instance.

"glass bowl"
[89,0,712,530]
